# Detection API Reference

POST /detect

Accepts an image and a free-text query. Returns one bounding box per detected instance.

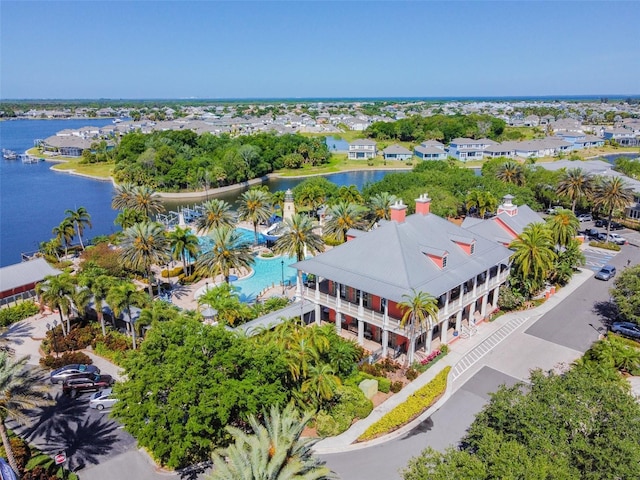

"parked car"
[545,206,563,215]
[594,265,617,281]
[89,388,118,410]
[577,213,593,222]
[582,228,600,239]
[50,364,100,384]
[611,322,640,341]
[597,232,626,245]
[595,219,624,230]
[62,374,115,397]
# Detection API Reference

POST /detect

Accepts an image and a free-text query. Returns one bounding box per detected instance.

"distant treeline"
[364,114,506,143]
[112,130,330,191]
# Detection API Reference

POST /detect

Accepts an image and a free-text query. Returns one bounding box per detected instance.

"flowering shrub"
[420,349,441,365]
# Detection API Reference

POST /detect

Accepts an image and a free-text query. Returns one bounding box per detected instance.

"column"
[426,327,433,355]
[492,286,500,309]
[314,303,321,326]
[481,294,489,318]
[455,310,462,333]
[472,275,478,297]
[444,290,451,315]
[382,299,389,357]
[440,320,448,345]
[335,311,342,334]
[315,280,320,301]
[485,268,491,291]
[458,283,464,308]
[358,319,364,345]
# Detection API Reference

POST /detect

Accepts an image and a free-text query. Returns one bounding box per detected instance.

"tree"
[112,317,289,469]
[115,208,147,229]
[368,192,398,223]
[398,289,439,366]
[273,214,325,295]
[465,190,498,218]
[323,202,367,243]
[112,183,165,219]
[496,161,525,186]
[167,226,200,276]
[509,223,556,295]
[208,404,333,480]
[35,273,75,336]
[593,177,634,242]
[0,353,54,474]
[195,198,235,233]
[119,222,170,298]
[403,365,640,480]
[301,364,342,408]
[196,226,254,284]
[556,168,593,212]
[611,264,640,325]
[52,218,75,258]
[107,282,147,349]
[78,273,115,336]
[64,206,92,250]
[546,208,579,247]
[237,188,272,245]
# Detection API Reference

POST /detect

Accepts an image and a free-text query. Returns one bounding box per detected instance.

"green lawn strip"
[358,366,451,442]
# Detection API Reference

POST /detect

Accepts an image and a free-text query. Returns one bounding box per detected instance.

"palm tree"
[497,161,525,186]
[111,183,135,211]
[546,208,579,247]
[301,364,342,408]
[368,192,398,223]
[39,238,62,262]
[119,222,170,298]
[195,226,254,284]
[509,223,556,291]
[237,189,272,245]
[593,177,634,242]
[208,404,333,480]
[107,282,147,349]
[323,202,367,243]
[52,218,75,258]
[0,353,54,474]
[196,198,235,233]
[556,168,594,212]
[465,190,498,218]
[168,226,200,276]
[398,289,440,366]
[69,285,91,320]
[112,184,165,219]
[273,214,325,296]
[78,273,115,336]
[36,273,75,336]
[64,206,92,250]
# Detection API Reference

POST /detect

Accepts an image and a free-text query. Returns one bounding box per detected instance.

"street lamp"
[46,320,59,358]
[281,260,285,295]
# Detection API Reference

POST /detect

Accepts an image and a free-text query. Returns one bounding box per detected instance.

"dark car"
[594,265,616,281]
[582,228,600,239]
[50,364,100,384]
[611,322,640,341]
[62,373,115,397]
[595,219,624,230]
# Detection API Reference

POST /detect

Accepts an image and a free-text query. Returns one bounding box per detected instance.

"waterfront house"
[348,139,377,159]
[447,138,497,161]
[603,128,639,146]
[293,194,513,363]
[382,144,412,161]
[0,258,61,306]
[414,141,447,160]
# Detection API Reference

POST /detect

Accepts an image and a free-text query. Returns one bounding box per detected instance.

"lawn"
[273,153,412,177]
[27,147,114,179]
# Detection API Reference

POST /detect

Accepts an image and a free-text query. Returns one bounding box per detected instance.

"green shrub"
[161,266,184,278]
[316,411,343,438]
[39,351,93,369]
[390,381,403,393]
[316,386,373,437]
[405,368,419,381]
[94,341,131,366]
[0,301,39,327]
[358,367,450,441]
[322,235,343,247]
[378,377,391,393]
[589,241,621,251]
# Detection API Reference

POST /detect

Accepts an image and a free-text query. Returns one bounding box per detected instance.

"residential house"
[294,195,513,362]
[414,140,447,160]
[348,139,377,159]
[447,138,497,161]
[603,128,639,146]
[523,115,540,127]
[382,144,412,161]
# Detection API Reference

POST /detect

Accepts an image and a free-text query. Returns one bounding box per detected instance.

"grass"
[26,147,115,179]
[273,154,411,177]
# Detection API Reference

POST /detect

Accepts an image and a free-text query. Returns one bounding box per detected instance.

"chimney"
[415,193,431,215]
[390,200,407,223]
[496,194,518,217]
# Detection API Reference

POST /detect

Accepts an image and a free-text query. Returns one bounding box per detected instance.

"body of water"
[0,119,399,267]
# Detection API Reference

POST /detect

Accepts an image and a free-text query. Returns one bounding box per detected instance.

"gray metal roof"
[0,258,61,293]
[382,144,412,155]
[236,301,315,336]
[350,139,377,146]
[294,213,512,303]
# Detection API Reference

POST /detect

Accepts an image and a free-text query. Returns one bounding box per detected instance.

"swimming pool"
[198,228,298,302]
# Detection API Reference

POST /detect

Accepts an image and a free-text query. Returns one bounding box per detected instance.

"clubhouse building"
[293,194,536,364]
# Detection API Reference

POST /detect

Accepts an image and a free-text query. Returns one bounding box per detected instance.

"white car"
[597,232,627,245]
[577,213,593,222]
[89,388,117,410]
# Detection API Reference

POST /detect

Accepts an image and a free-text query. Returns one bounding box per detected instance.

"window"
[442,255,448,268]
[470,243,475,255]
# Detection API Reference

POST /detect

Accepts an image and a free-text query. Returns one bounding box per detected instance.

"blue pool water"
[198,228,298,302]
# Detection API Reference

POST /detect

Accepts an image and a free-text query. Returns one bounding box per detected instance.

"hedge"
[358,366,451,441]
[589,241,621,251]
[316,386,373,437]
[0,301,39,327]
[39,351,93,369]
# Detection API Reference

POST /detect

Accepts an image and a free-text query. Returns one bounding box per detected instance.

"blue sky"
[2,1,639,99]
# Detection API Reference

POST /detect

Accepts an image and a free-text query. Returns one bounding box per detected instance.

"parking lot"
[9,382,136,473]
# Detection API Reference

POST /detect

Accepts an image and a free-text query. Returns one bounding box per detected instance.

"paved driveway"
[319,367,519,480]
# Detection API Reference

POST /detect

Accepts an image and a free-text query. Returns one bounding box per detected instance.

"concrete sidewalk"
[313,267,594,454]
